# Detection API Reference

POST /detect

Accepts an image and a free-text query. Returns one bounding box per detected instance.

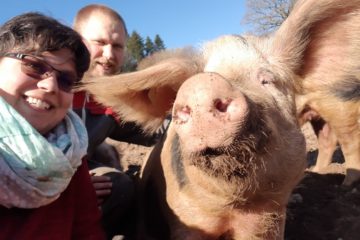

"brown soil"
[108,122,360,240]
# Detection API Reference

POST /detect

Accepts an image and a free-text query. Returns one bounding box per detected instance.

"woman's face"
[0,48,77,134]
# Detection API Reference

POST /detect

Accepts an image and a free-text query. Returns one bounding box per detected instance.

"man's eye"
[93,40,106,46]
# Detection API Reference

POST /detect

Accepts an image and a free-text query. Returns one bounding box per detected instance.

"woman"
[0,12,105,239]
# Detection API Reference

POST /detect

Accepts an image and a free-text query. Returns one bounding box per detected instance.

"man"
[72,4,162,239]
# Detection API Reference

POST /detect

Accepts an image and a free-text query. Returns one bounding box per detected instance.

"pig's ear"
[81,57,203,133]
[272,0,359,77]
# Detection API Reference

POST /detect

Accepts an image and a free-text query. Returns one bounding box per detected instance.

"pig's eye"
[257,68,275,86]
[260,76,274,86]
[261,79,271,85]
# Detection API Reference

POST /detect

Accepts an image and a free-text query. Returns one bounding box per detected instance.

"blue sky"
[1,0,250,49]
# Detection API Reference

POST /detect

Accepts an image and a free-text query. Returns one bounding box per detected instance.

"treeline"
[123,30,166,72]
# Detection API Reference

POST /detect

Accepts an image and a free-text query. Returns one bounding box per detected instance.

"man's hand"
[90,174,112,205]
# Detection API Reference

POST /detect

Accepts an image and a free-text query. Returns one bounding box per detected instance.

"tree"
[144,36,155,57]
[123,31,166,72]
[126,31,145,62]
[242,0,297,35]
[154,34,165,52]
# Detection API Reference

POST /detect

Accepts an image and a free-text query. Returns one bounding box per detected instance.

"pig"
[297,108,339,173]
[81,0,360,238]
[293,0,360,186]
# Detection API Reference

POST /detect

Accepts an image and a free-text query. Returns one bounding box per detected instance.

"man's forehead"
[80,13,126,41]
[82,13,124,32]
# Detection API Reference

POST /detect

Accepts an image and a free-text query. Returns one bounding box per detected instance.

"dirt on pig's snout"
[172,73,274,185]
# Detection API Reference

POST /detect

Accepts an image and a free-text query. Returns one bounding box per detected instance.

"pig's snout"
[172,72,249,152]
[173,98,234,124]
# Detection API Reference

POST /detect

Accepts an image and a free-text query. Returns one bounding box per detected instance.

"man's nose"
[102,44,115,60]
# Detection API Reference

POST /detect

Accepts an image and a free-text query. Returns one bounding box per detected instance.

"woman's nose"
[36,73,59,92]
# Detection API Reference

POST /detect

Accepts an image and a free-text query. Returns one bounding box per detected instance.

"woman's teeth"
[26,96,51,110]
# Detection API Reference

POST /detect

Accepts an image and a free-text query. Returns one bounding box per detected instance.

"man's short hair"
[0,12,90,80]
[73,4,128,37]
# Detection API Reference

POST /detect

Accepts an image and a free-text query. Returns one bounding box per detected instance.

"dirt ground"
[108,122,360,240]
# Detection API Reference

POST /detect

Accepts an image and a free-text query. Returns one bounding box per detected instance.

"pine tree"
[126,31,145,62]
[154,34,165,52]
[123,32,166,72]
[144,36,155,57]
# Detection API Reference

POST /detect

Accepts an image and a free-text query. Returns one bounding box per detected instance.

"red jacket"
[73,91,119,121]
[0,159,105,240]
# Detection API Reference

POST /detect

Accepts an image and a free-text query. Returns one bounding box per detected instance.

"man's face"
[80,13,126,77]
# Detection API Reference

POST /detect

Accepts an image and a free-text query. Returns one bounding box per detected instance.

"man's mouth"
[25,96,51,110]
[99,62,113,71]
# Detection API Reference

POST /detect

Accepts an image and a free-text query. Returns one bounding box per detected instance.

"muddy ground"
[107,122,360,240]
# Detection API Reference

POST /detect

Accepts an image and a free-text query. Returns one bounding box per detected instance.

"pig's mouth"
[189,104,271,182]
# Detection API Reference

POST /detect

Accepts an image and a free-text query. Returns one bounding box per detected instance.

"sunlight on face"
[0,49,77,134]
[80,12,126,77]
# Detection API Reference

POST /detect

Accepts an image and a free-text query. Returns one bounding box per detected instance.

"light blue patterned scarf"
[0,97,88,208]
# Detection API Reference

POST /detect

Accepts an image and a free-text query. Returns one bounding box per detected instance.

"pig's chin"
[187,111,271,182]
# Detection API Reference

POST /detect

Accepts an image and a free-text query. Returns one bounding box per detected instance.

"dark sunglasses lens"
[21,57,49,78]
[58,74,77,92]
[21,55,77,93]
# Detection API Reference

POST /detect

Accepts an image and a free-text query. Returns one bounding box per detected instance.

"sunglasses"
[3,52,79,93]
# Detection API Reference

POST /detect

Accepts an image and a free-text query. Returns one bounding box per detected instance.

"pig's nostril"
[214,98,231,112]
[173,105,191,124]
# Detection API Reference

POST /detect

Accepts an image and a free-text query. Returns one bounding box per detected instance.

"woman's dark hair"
[0,12,90,79]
